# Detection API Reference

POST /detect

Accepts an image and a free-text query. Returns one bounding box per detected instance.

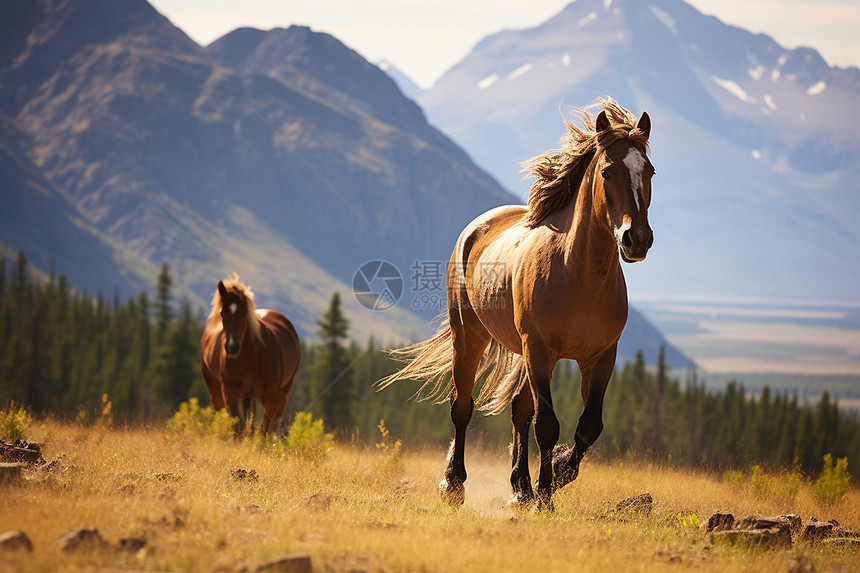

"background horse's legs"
[242,397,255,435]
[222,384,245,437]
[524,341,558,510]
[441,310,489,506]
[202,370,226,412]
[261,389,288,436]
[509,386,534,505]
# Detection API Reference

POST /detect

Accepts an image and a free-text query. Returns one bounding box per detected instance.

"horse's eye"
[601,168,610,179]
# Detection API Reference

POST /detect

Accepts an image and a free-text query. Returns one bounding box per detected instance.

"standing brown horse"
[201,276,301,435]
[378,99,654,509]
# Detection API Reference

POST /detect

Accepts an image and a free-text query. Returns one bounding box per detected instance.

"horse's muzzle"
[225,336,240,357]
[619,226,653,263]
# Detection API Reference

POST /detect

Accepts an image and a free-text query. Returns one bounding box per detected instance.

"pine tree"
[151,297,198,413]
[814,391,839,460]
[309,293,354,431]
[0,265,14,399]
[154,263,173,339]
[795,406,817,471]
[652,346,667,455]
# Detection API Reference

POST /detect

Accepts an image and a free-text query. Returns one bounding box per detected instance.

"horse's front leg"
[553,342,616,491]
[242,397,255,435]
[524,342,558,511]
[202,366,226,412]
[509,385,535,507]
[222,383,245,437]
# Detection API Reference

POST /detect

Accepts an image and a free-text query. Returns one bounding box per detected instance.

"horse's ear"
[217,280,227,298]
[637,111,651,140]
[595,110,610,132]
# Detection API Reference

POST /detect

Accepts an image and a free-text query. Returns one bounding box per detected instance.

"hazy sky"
[149,0,860,88]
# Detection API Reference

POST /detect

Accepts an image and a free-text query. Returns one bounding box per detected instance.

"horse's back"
[454,204,528,265]
[257,309,301,379]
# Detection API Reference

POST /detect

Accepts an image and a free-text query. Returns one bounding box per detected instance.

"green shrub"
[724,464,805,501]
[779,469,804,499]
[286,412,334,458]
[723,469,745,490]
[749,464,774,498]
[168,397,236,440]
[813,454,850,505]
[676,512,701,529]
[98,394,113,428]
[374,419,403,474]
[1,402,30,441]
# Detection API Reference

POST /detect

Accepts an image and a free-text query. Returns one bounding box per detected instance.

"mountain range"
[0,0,691,368]
[417,0,860,306]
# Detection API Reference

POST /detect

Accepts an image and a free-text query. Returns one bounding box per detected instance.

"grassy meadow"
[2,417,859,573]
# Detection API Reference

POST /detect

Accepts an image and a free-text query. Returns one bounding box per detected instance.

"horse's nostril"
[621,230,633,249]
[225,338,240,355]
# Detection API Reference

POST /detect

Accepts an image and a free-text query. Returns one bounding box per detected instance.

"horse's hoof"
[507,493,535,511]
[551,443,580,491]
[439,478,465,507]
[537,494,555,513]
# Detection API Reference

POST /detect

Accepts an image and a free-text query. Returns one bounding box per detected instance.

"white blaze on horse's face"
[221,298,245,356]
[622,148,646,212]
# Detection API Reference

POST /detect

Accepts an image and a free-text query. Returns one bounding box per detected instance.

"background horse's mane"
[209,274,262,342]
[523,98,649,227]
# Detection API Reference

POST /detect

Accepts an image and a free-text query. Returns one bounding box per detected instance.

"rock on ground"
[253,553,312,573]
[0,530,33,552]
[615,493,652,514]
[56,528,108,553]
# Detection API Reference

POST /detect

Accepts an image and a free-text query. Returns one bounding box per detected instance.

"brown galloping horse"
[379,99,654,509]
[201,277,301,435]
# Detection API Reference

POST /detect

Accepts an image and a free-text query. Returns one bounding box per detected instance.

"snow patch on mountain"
[578,12,598,27]
[807,81,826,95]
[763,94,777,111]
[478,74,498,89]
[649,6,677,36]
[713,76,754,103]
[508,63,532,80]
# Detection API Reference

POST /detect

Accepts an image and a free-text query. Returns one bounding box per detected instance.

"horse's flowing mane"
[209,274,262,342]
[523,98,649,227]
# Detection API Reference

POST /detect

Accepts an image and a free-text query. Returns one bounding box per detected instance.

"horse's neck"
[563,163,621,280]
[242,314,264,353]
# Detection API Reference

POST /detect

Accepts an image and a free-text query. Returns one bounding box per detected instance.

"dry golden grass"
[2,420,859,573]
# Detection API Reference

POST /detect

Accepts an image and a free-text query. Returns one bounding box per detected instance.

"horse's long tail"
[376,319,526,415]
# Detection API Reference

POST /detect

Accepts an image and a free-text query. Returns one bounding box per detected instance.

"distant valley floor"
[636,298,860,403]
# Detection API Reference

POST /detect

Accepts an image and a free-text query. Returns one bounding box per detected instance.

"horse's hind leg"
[509,385,535,506]
[441,309,489,506]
